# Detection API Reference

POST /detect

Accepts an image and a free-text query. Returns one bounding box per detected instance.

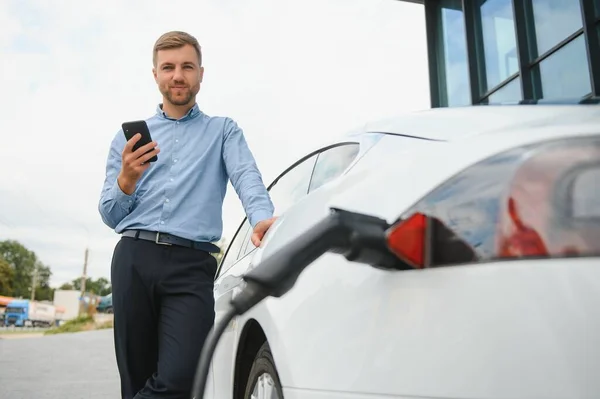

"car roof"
[360,104,600,141]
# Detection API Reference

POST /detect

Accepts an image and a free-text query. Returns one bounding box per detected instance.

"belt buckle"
[155,232,172,246]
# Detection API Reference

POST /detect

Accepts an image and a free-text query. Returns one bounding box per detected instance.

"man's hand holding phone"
[117,133,160,195]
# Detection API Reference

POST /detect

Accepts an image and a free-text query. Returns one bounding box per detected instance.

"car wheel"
[244,342,284,399]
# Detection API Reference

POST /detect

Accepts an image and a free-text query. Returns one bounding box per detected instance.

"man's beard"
[163,84,199,106]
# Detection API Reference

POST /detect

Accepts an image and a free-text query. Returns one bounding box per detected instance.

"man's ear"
[152,67,158,83]
[199,66,204,83]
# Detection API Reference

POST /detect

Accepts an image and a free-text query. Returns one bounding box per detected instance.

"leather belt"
[122,230,220,253]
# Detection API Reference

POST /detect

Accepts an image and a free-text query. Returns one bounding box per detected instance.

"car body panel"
[263,256,600,398]
[365,104,600,140]
[209,104,600,399]
[327,122,600,226]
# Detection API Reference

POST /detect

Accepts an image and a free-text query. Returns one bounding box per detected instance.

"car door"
[211,151,319,398]
[210,141,364,398]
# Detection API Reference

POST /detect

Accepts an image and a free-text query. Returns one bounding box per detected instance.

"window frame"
[427,0,600,107]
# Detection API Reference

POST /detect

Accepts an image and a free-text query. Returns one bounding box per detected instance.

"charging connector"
[190,208,401,398]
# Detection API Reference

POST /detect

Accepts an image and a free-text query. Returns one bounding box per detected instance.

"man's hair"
[153,31,202,67]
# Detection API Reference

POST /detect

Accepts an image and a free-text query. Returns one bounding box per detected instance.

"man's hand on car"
[251,217,278,247]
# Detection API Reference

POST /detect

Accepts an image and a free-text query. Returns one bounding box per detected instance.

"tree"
[89,277,111,296]
[0,240,38,298]
[59,282,74,290]
[0,257,14,295]
[33,262,54,301]
[69,276,112,296]
[0,240,54,300]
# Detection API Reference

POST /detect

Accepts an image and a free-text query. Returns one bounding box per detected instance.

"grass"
[44,314,113,335]
[97,320,114,330]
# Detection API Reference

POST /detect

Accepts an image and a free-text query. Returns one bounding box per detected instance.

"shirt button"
[176,121,180,125]
[160,221,165,224]
[174,159,178,163]
[165,199,170,203]
[170,178,174,182]
[175,139,179,143]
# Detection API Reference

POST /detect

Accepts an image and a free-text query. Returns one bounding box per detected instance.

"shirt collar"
[156,103,201,121]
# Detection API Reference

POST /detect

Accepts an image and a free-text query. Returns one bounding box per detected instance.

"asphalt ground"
[0,328,121,398]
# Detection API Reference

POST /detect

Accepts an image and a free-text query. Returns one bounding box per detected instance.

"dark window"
[309,144,360,193]
[531,0,584,56]
[427,0,600,106]
[478,0,519,91]
[435,0,471,106]
[5,307,25,314]
[487,76,521,103]
[535,34,592,98]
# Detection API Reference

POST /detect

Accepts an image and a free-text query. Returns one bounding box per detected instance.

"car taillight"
[386,136,600,269]
[386,212,427,268]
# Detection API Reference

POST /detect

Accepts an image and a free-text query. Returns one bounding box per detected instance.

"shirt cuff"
[249,209,273,229]
[109,179,135,211]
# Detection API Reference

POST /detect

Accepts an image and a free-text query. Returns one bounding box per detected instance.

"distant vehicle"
[207,103,600,399]
[4,299,56,327]
[96,293,113,313]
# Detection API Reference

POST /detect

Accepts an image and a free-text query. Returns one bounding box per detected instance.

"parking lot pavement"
[0,329,121,398]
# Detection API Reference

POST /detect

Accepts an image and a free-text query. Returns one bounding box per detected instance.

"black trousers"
[110,236,217,399]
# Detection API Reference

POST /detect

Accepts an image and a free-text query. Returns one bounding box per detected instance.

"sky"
[0,0,430,288]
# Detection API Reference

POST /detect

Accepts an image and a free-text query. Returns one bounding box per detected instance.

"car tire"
[244,341,284,399]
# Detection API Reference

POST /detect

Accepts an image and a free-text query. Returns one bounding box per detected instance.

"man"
[98,31,276,399]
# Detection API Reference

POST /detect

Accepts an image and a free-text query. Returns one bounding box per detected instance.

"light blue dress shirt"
[98,103,274,244]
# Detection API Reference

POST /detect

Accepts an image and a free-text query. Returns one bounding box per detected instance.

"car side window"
[239,228,255,260]
[218,144,359,276]
[237,154,319,259]
[308,144,360,193]
[216,219,251,277]
[269,154,318,215]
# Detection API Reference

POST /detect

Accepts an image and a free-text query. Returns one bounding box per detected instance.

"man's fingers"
[123,147,159,172]
[124,133,142,152]
[138,147,160,164]
[126,148,160,168]
[251,233,261,247]
[132,141,158,159]
[250,217,277,247]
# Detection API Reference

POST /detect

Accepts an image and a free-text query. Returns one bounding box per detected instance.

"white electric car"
[207,103,600,399]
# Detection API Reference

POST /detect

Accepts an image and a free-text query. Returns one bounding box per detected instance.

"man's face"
[153,44,204,107]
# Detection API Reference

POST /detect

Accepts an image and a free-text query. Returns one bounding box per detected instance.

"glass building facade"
[405,0,600,107]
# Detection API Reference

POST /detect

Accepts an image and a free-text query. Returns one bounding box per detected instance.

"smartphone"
[122,120,158,162]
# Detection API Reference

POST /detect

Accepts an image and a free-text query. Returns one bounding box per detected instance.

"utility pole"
[31,264,38,301]
[79,248,89,315]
